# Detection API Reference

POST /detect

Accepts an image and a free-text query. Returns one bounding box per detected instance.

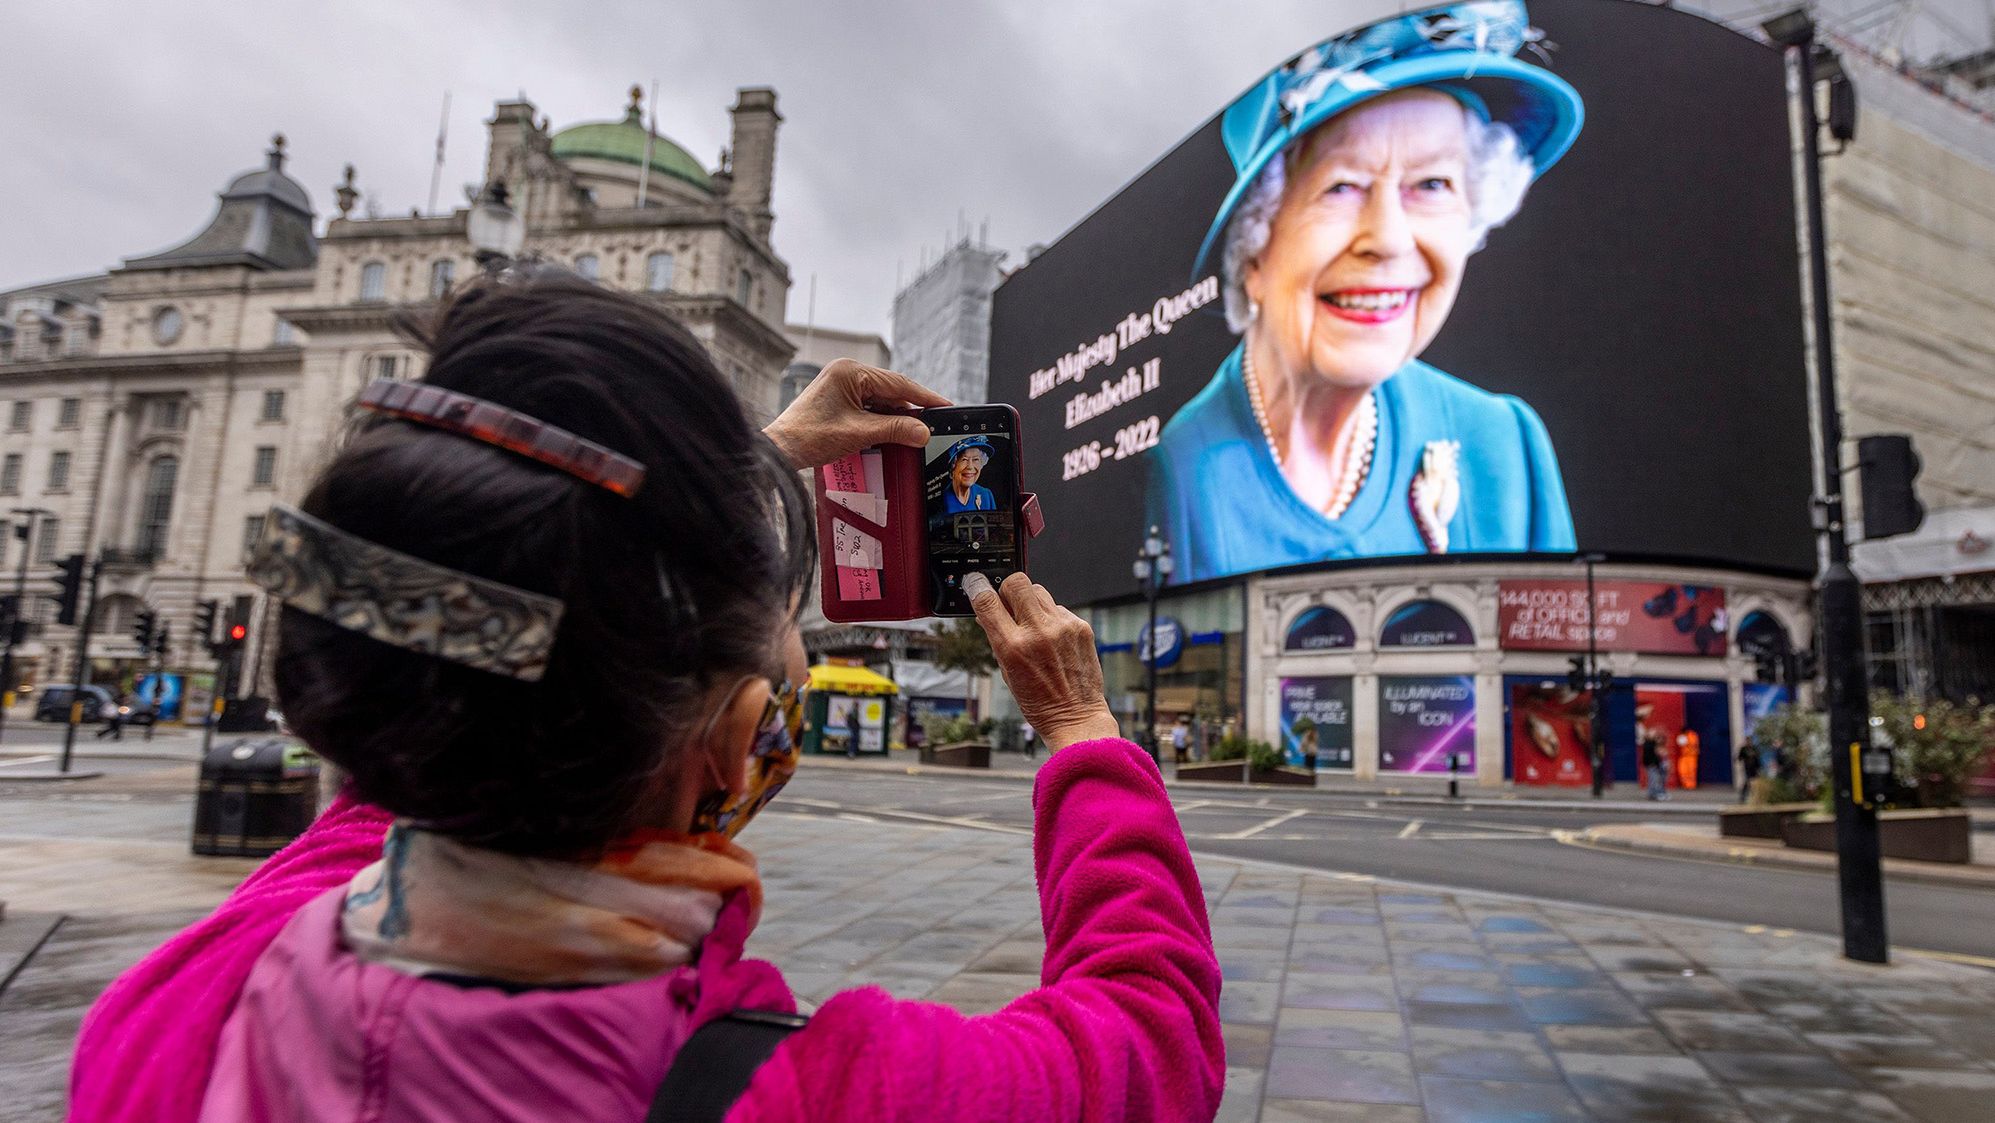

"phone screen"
[924,408,1021,615]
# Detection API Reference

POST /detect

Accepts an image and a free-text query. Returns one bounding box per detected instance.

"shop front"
[802,662,898,755]
[1250,562,1811,788]
[1089,584,1244,753]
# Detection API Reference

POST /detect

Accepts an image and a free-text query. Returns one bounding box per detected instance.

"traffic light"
[154,620,172,658]
[1858,434,1924,540]
[194,599,220,655]
[132,608,157,653]
[53,554,86,626]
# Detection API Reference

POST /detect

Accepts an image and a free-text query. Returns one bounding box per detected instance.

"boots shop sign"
[1497,581,1728,657]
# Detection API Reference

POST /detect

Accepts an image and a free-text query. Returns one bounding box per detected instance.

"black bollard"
[1448,753,1460,800]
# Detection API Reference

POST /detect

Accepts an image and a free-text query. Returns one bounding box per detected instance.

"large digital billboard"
[990,0,1815,606]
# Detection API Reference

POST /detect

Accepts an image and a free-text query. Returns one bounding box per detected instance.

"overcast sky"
[5,0,1986,340]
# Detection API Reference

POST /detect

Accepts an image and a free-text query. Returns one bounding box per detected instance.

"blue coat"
[1147,346,1574,583]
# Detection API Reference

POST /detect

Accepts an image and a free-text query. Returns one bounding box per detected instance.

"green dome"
[551,107,714,194]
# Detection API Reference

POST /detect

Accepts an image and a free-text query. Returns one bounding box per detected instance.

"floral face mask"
[691,678,808,839]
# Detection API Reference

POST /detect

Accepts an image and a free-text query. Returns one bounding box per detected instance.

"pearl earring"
[1248,299,1260,324]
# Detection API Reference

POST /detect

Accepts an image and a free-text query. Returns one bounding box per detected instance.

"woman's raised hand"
[763,358,950,470]
[965,572,1121,753]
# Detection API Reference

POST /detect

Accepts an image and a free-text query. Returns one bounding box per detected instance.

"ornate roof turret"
[122,134,318,272]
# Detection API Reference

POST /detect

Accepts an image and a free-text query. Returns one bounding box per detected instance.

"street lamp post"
[467,181,526,272]
[1763,8,1886,965]
[1578,552,1609,799]
[0,506,54,745]
[1132,526,1174,765]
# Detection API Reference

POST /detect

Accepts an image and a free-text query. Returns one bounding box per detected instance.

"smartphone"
[922,405,1025,616]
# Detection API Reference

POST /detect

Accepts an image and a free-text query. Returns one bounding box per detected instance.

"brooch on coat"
[1411,440,1461,554]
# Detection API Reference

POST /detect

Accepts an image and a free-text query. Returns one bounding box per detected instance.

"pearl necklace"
[1243,348,1378,519]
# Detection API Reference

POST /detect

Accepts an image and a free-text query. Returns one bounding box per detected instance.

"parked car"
[35,685,116,724]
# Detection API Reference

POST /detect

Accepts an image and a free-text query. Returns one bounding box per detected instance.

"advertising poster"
[826,695,889,754]
[135,673,184,722]
[1279,676,1354,769]
[1498,581,1726,655]
[1509,683,1594,787]
[990,0,1813,605]
[1379,675,1476,773]
[1633,683,1731,788]
[1284,605,1356,652]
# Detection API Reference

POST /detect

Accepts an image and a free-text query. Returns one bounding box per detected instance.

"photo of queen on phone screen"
[924,419,1020,615]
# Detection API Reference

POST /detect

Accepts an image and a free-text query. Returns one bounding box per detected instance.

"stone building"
[0,86,793,699]
[890,237,1005,405]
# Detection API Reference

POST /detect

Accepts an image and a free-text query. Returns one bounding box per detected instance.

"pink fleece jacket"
[70,738,1223,1122]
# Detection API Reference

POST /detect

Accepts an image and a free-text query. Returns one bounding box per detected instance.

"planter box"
[1250,766,1317,787]
[920,741,991,769]
[1781,808,1972,864]
[1719,803,1819,840]
[1177,761,1247,783]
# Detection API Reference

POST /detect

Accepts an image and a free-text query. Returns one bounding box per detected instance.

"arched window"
[645,252,675,292]
[1378,600,1474,648]
[1736,611,1791,659]
[575,254,600,281]
[136,455,178,558]
[1285,605,1356,652]
[429,259,456,298]
[359,261,387,302]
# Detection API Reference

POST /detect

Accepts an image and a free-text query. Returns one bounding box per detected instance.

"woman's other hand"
[764,358,949,470]
[965,573,1120,753]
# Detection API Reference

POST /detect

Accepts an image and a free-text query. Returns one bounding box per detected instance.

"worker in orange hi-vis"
[1674,727,1701,789]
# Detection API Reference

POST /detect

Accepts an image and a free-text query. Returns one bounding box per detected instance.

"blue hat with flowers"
[947,436,995,463]
[1192,0,1583,279]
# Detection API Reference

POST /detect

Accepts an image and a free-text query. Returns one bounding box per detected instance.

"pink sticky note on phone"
[822,454,865,495]
[836,564,881,602]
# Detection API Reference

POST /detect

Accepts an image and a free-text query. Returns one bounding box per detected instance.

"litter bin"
[193,737,320,857]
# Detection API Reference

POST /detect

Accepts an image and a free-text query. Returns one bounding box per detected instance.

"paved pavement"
[4,764,1995,1121]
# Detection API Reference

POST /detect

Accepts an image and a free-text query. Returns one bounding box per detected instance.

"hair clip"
[249,504,565,681]
[356,380,647,498]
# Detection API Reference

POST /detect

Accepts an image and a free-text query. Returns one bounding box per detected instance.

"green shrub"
[922,713,981,746]
[1871,692,1995,809]
[1245,739,1285,773]
[1209,735,1249,763]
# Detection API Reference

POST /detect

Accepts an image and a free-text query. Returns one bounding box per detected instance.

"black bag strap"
[647,1009,809,1123]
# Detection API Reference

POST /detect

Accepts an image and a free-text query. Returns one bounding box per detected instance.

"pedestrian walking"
[1020,720,1036,759]
[1642,733,1668,801]
[1170,716,1190,764]
[71,271,1223,1123]
[1736,739,1762,804]
[94,691,129,741]
[845,700,861,759]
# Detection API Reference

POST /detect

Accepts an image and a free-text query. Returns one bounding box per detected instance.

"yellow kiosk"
[804,662,898,755]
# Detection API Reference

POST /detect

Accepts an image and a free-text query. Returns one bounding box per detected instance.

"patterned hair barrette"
[356,380,647,498]
[249,504,565,681]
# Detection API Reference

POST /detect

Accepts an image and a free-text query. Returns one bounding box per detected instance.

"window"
[57,397,80,428]
[273,319,296,346]
[737,269,753,305]
[8,401,30,431]
[359,261,387,302]
[575,254,600,281]
[242,513,267,559]
[152,307,184,345]
[47,450,70,493]
[153,399,184,430]
[1377,600,1475,648]
[645,252,675,292]
[252,446,278,487]
[261,389,286,422]
[429,259,456,298]
[136,456,178,557]
[34,517,58,564]
[370,354,401,380]
[0,454,18,495]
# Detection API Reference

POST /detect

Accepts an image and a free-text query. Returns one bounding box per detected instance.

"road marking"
[0,755,57,768]
[835,813,879,824]
[1902,946,1995,970]
[1397,820,1423,839]
[1215,808,1309,840]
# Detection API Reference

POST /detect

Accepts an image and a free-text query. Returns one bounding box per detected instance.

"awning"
[809,663,900,696]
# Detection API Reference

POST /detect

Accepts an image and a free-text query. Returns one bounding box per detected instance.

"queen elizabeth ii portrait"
[1148,1,1584,583]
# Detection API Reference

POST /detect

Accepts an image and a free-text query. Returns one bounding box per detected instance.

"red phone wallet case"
[814,444,1044,623]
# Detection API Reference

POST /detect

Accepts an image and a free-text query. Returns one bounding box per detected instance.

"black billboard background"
[989,0,1815,607]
